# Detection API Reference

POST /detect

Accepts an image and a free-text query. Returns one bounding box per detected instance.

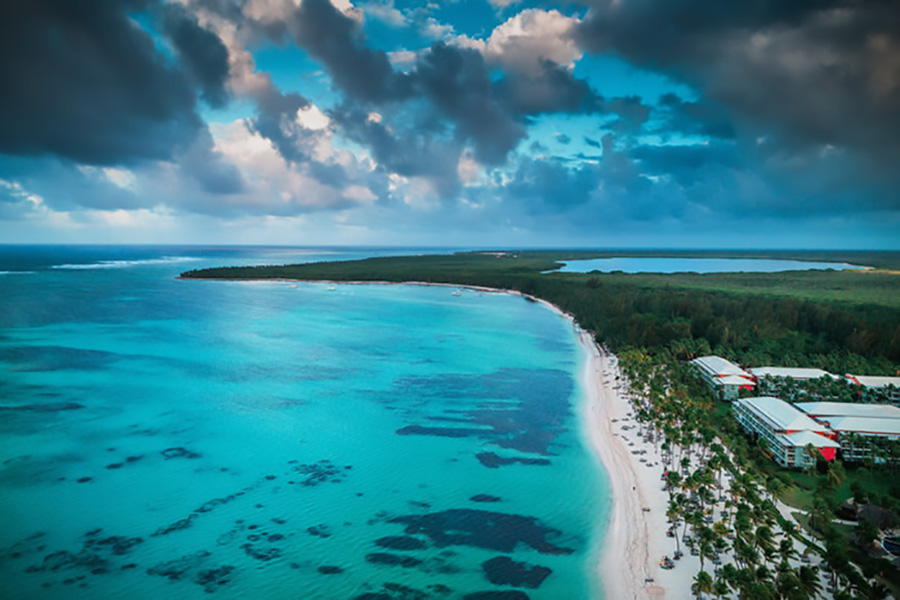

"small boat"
[451,290,462,296]
[327,286,336,291]
[288,284,298,289]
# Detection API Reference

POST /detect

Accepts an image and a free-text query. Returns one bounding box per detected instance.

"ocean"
[0,246,607,600]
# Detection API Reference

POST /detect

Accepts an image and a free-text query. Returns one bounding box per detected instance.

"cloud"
[0,0,228,165]
[178,128,246,194]
[362,0,406,27]
[474,9,583,76]
[575,0,900,170]
[413,43,527,165]
[330,103,464,197]
[495,59,603,116]
[0,178,46,220]
[161,3,232,108]
[247,85,314,163]
[180,1,615,199]
[655,93,736,139]
[285,0,412,103]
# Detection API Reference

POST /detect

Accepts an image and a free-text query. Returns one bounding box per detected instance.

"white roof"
[847,375,900,389]
[691,356,752,379]
[736,396,831,433]
[750,367,837,380]
[716,375,756,386]
[795,402,900,420]
[823,416,900,436]
[779,430,840,449]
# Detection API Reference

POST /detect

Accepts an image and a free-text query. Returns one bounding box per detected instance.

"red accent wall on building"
[819,447,836,461]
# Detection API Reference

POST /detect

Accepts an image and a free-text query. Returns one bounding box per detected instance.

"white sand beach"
[528,294,692,599]
[576,328,702,599]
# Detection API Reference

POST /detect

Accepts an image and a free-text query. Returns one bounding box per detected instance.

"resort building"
[794,402,900,421]
[846,375,900,406]
[690,355,755,401]
[749,367,837,381]
[795,402,900,462]
[733,396,838,468]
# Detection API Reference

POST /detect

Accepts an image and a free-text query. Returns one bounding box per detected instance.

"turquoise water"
[0,246,607,599]
[555,256,867,274]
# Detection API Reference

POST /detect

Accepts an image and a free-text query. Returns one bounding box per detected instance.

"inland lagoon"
[554,256,869,274]
[0,246,607,599]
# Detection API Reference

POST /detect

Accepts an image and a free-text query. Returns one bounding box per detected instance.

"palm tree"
[692,569,714,599]
[805,444,821,475]
[825,460,846,491]
[808,498,833,535]
[797,564,822,599]
[712,578,730,600]
[667,498,683,555]
[775,567,803,600]
[754,525,777,567]
[698,526,717,572]
[778,536,799,565]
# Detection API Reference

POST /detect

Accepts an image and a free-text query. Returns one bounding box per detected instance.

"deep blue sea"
[0,246,606,600]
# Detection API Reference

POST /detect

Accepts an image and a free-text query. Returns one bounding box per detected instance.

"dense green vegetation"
[182,251,900,373]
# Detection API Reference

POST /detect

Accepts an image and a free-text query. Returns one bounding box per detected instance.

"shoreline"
[576,330,667,599]
[180,276,675,599]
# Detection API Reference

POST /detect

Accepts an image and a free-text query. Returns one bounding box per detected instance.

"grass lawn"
[780,465,899,512]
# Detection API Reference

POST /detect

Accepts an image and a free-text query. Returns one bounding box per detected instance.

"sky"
[1,0,899,248]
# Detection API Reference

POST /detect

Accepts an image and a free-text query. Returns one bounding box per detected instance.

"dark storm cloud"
[504,157,601,213]
[413,43,527,165]
[575,0,900,168]
[632,143,731,170]
[203,1,616,188]
[331,104,463,197]
[161,3,231,108]
[0,0,230,165]
[287,0,412,103]
[655,93,736,139]
[495,60,602,116]
[248,84,313,163]
[602,96,651,133]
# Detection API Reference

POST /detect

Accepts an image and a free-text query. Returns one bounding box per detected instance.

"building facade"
[690,355,755,401]
[733,396,838,468]
[795,402,900,463]
[846,375,900,406]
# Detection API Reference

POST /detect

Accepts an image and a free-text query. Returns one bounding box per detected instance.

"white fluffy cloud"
[210,119,345,211]
[460,10,582,76]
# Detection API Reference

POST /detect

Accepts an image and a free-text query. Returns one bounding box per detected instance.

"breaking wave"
[51,256,201,270]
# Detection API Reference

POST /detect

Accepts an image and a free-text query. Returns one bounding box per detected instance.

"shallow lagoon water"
[0,246,607,599]
[555,256,867,274]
